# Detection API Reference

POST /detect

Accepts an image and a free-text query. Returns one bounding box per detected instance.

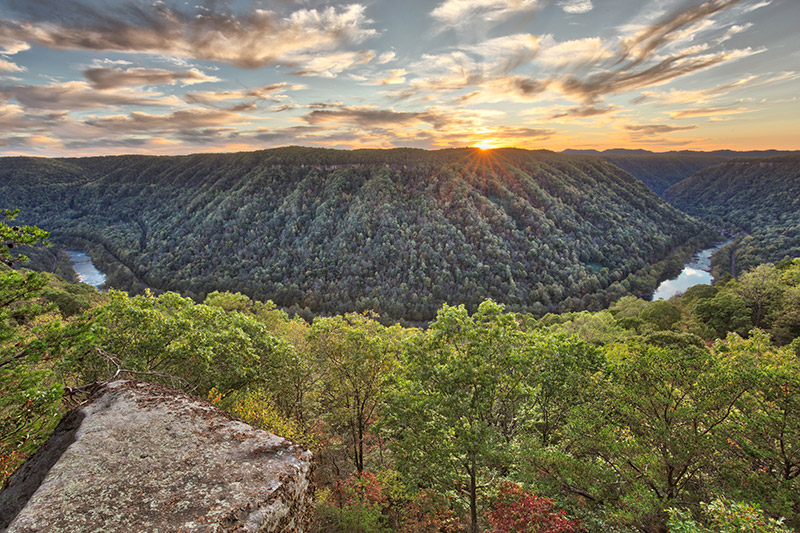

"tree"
[487,482,584,533]
[61,290,292,396]
[736,264,784,329]
[0,209,49,266]
[717,332,800,524]
[639,300,682,331]
[385,301,538,533]
[667,497,793,533]
[558,336,748,530]
[0,211,60,480]
[693,292,752,339]
[308,312,402,474]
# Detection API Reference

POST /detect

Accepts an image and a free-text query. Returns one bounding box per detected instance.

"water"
[65,250,106,288]
[652,245,719,301]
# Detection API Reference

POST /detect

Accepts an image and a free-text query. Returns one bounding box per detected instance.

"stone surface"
[0,380,313,532]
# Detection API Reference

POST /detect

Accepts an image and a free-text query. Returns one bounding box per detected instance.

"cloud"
[430,0,540,28]
[0,103,70,136]
[304,106,453,129]
[618,0,742,67]
[377,51,396,64]
[0,81,183,110]
[184,83,305,107]
[0,2,377,70]
[623,124,697,134]
[535,36,610,68]
[669,106,750,118]
[290,50,375,77]
[84,67,218,89]
[0,34,28,54]
[403,0,752,109]
[461,34,540,74]
[363,69,408,85]
[716,22,752,44]
[558,48,757,103]
[632,71,798,105]
[741,0,771,13]
[399,34,540,99]
[473,125,555,139]
[558,0,593,14]
[548,104,615,119]
[85,108,251,132]
[0,58,25,73]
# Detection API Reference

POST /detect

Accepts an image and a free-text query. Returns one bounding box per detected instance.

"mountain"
[563,149,799,196]
[1,147,711,321]
[665,155,800,275]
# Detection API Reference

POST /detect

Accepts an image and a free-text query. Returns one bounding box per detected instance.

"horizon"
[1,0,799,157]
[1,144,799,161]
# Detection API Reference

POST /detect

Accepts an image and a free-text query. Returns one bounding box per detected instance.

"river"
[651,243,726,301]
[65,250,106,288]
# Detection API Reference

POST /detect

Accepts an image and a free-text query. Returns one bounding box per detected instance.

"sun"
[474,140,499,151]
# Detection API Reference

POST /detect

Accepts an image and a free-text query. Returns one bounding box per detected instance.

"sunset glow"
[474,141,499,151]
[0,0,797,157]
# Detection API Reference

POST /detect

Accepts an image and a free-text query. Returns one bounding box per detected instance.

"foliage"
[2,147,709,321]
[320,471,391,533]
[0,213,62,481]
[665,156,800,275]
[58,290,295,396]
[3,206,800,532]
[486,482,584,533]
[308,312,403,474]
[667,497,793,532]
[385,300,539,532]
[208,387,315,447]
[0,209,49,266]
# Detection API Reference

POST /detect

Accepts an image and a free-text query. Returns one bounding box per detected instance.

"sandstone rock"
[0,380,313,532]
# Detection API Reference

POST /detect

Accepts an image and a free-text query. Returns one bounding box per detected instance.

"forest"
[665,156,800,279]
[2,211,799,533]
[0,147,712,322]
[564,149,798,196]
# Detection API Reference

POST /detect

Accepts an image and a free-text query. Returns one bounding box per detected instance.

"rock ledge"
[0,380,313,532]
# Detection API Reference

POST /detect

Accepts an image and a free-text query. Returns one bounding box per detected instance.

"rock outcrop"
[0,380,313,532]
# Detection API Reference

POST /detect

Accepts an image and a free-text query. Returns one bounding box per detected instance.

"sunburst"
[474,140,499,150]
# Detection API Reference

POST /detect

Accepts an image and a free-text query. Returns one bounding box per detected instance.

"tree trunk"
[469,463,478,533]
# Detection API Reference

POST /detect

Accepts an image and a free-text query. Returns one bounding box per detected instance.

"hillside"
[1,147,711,320]
[564,149,798,196]
[665,155,800,275]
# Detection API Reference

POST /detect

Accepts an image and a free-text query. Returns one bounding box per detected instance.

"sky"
[0,0,798,156]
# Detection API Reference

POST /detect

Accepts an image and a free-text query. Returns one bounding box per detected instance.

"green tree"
[640,300,682,331]
[561,337,747,530]
[717,332,800,523]
[308,312,403,474]
[0,211,60,480]
[693,292,752,339]
[61,290,292,396]
[667,497,793,533]
[385,301,538,533]
[0,209,49,266]
[735,265,784,329]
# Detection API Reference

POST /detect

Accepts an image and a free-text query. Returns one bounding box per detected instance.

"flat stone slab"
[0,380,312,532]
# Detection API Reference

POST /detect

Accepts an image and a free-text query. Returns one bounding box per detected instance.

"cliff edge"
[0,380,313,532]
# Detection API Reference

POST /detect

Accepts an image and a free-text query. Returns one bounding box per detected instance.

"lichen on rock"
[0,380,313,532]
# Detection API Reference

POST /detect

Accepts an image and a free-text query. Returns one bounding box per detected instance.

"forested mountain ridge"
[564,148,799,195]
[665,155,800,276]
[1,147,711,320]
